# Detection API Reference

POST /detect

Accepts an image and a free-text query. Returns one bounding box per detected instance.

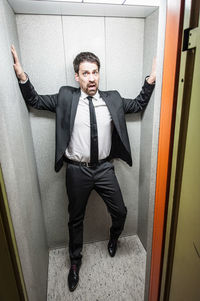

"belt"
[65,157,109,168]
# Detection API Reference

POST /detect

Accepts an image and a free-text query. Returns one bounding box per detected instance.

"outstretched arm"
[123,58,156,114]
[11,45,58,112]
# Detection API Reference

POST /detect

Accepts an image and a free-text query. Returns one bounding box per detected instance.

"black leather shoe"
[108,238,118,257]
[68,263,81,292]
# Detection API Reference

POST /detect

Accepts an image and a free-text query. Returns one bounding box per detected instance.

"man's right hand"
[11,44,27,81]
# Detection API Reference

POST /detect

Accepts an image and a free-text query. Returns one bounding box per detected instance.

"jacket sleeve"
[122,77,155,114]
[19,76,58,113]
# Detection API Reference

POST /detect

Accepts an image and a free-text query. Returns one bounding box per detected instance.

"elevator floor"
[47,235,146,301]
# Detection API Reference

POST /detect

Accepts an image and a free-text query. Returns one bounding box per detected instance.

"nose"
[89,73,95,81]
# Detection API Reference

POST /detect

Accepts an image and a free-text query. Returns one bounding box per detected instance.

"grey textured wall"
[138,9,159,250]
[0,1,48,300]
[16,14,145,248]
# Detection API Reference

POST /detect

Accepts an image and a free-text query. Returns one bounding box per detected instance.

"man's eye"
[83,72,87,76]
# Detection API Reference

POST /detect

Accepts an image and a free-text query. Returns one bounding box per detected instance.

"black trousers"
[65,160,127,265]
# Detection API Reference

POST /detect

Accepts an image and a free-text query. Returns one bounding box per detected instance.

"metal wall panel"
[105,17,144,236]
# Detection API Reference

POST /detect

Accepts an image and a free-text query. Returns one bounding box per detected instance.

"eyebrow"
[81,69,98,72]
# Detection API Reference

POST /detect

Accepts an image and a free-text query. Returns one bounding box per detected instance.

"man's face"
[75,61,100,96]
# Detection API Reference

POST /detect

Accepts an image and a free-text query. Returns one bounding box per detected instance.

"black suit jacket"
[19,78,155,172]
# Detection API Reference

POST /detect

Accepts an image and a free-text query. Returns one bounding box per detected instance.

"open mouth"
[88,84,96,89]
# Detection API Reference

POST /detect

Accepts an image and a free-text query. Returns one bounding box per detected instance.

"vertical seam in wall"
[103,15,109,233]
[137,17,145,237]
[104,16,107,91]
[61,15,68,84]
[142,17,146,82]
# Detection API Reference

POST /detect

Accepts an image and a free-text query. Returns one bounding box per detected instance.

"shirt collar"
[81,89,100,101]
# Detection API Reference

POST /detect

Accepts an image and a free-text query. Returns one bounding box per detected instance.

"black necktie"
[87,96,98,163]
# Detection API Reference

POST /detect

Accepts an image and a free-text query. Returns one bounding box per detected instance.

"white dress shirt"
[65,90,113,162]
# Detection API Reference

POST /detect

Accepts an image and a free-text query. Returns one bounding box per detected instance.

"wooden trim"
[148,1,185,300]
[0,166,28,301]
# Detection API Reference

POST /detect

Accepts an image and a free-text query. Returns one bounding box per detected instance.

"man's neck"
[81,89,99,99]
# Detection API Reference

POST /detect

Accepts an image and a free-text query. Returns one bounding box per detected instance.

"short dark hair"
[73,52,100,74]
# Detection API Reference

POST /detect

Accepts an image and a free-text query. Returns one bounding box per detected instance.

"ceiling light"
[39,0,82,3]
[83,0,124,4]
[124,0,159,5]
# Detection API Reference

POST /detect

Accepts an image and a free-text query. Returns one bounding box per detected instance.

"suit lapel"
[99,90,122,139]
[70,89,81,137]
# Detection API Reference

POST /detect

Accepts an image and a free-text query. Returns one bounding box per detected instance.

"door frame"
[148,0,185,300]
[0,165,28,301]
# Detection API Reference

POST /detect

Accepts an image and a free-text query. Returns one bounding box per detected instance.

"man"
[11,45,156,292]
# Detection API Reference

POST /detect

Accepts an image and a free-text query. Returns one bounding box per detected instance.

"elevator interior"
[0,0,166,300]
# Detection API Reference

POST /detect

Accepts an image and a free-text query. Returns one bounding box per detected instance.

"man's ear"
[75,73,79,82]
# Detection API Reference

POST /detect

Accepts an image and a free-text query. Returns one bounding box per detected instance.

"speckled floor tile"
[47,235,146,301]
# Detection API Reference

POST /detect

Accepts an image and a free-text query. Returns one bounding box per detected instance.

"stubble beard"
[86,83,98,96]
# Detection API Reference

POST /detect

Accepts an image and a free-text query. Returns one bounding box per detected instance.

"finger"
[11,44,16,54]
[11,45,19,63]
[152,57,156,72]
